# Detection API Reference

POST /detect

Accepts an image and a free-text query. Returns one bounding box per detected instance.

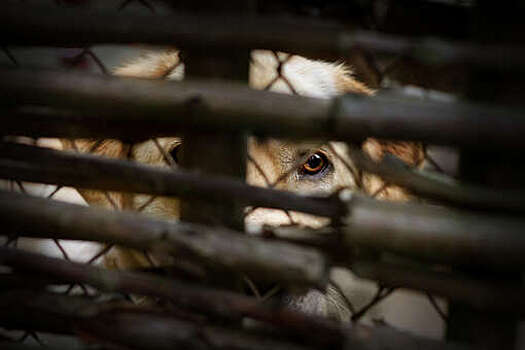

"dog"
[61,50,431,328]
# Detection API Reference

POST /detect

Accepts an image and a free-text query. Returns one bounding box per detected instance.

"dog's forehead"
[250,51,345,99]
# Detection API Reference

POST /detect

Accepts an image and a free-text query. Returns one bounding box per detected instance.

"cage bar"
[2,69,525,149]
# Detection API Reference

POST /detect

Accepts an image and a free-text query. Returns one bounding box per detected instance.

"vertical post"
[179,1,255,230]
[446,2,523,348]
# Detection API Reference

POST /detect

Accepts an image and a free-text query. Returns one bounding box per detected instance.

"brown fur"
[61,49,423,319]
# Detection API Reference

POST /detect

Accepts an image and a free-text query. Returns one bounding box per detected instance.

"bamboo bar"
[0,142,340,218]
[3,183,525,270]
[0,290,312,350]
[0,288,467,350]
[1,3,524,70]
[0,191,328,287]
[0,248,339,347]
[0,251,468,350]
[2,69,525,149]
[341,194,525,269]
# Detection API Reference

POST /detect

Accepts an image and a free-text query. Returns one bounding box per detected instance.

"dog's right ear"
[113,50,183,80]
[60,139,129,210]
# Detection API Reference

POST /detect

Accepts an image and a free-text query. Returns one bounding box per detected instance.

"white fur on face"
[250,51,344,98]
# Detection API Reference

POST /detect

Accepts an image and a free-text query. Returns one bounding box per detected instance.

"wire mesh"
[1,0,508,348]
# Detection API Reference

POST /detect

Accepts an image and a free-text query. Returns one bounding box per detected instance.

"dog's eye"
[301,152,328,175]
[169,144,182,163]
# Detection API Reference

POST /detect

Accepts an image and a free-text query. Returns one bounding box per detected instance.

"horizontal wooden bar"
[0,287,466,350]
[1,3,524,70]
[341,194,525,269]
[0,142,341,218]
[0,248,467,350]
[0,247,338,346]
[3,69,525,149]
[0,290,316,350]
[0,191,328,287]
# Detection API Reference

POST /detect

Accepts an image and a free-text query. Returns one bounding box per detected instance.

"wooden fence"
[1,1,524,349]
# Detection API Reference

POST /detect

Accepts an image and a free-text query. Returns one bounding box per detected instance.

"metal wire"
[0,1,464,346]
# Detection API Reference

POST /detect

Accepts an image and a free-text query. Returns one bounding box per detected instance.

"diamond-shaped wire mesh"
[0,0,459,345]
[243,49,449,329]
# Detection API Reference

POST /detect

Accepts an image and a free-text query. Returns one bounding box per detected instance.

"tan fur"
[115,50,184,80]
[361,138,425,201]
[61,50,423,318]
